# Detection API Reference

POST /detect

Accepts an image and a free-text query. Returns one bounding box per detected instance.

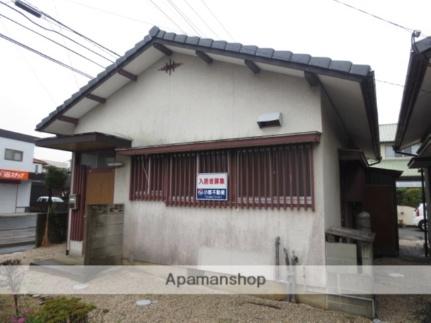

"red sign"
[0,169,29,181]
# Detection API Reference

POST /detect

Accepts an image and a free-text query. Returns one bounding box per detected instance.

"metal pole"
[420,168,428,257]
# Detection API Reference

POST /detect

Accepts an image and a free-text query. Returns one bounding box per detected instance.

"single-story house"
[394,36,431,250]
[36,26,386,267]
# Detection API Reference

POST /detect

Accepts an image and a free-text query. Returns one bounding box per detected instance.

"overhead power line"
[166,0,202,36]
[331,0,416,33]
[200,0,234,40]
[149,0,186,33]
[0,12,57,104]
[0,30,94,78]
[0,12,106,68]
[0,0,115,62]
[14,0,120,58]
[59,0,159,27]
[182,0,221,39]
[376,78,431,95]
[376,79,404,88]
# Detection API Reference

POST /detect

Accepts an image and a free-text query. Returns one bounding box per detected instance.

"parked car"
[36,196,64,203]
[413,203,427,231]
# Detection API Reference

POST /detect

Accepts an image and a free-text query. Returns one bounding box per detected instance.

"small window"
[130,154,169,201]
[5,149,23,161]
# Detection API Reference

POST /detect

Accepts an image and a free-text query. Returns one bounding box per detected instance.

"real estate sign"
[196,173,228,201]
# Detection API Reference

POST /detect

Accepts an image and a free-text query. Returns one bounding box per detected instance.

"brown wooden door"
[363,185,399,257]
[85,168,115,205]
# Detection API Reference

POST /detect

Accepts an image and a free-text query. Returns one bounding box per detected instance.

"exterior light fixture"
[107,161,124,168]
[257,112,282,128]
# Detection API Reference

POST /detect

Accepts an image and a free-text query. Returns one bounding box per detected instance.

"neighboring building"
[36,26,384,269]
[33,158,70,174]
[0,128,37,213]
[376,123,421,187]
[394,36,431,250]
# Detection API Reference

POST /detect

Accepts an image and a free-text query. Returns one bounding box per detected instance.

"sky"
[0,0,430,162]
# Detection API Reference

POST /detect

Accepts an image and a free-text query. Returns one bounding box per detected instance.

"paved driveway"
[398,226,426,258]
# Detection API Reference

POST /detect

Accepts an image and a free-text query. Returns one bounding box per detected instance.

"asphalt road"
[398,226,427,258]
[399,226,425,241]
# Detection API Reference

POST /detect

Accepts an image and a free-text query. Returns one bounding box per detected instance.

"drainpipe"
[420,169,429,257]
[66,153,76,256]
[393,148,428,257]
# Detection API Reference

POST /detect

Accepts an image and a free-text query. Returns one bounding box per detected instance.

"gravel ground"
[80,294,369,323]
[1,245,430,322]
[376,295,431,323]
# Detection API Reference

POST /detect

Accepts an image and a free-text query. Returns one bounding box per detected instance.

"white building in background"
[0,129,37,214]
[33,158,70,174]
[376,123,421,188]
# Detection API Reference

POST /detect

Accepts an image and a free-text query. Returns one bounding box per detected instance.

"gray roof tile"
[174,34,187,43]
[225,43,242,52]
[212,40,227,50]
[255,48,274,58]
[198,38,213,47]
[349,64,371,76]
[240,45,258,55]
[185,36,199,45]
[163,32,176,41]
[309,57,331,69]
[329,60,352,72]
[272,50,292,61]
[290,54,311,64]
[149,26,160,37]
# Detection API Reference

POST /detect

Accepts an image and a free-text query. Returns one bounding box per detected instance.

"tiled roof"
[36,26,375,132]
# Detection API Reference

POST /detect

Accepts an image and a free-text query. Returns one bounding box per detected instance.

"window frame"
[130,143,315,210]
[4,148,23,162]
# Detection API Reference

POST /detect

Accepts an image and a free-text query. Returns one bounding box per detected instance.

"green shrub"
[397,188,422,208]
[29,297,95,323]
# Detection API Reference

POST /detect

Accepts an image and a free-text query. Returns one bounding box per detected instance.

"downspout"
[66,153,76,256]
[420,169,429,257]
[393,148,428,257]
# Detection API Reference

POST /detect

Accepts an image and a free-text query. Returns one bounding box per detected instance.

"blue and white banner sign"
[196,173,228,201]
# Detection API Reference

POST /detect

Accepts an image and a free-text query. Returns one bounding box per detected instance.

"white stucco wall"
[0,137,34,172]
[72,52,340,268]
[319,90,349,229]
[114,154,326,267]
[75,53,322,144]
[0,137,34,214]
